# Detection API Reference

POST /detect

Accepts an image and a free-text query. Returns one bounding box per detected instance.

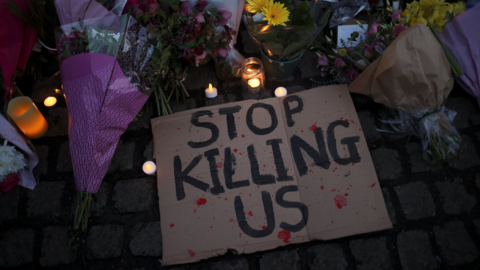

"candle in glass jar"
[205,84,218,98]
[247,78,261,93]
[44,96,57,107]
[274,87,287,97]
[142,161,156,175]
[7,96,48,139]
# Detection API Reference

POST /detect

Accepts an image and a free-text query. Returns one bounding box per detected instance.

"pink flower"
[366,22,380,34]
[180,1,193,16]
[334,58,344,68]
[388,9,402,21]
[217,8,232,26]
[317,54,328,68]
[195,11,205,23]
[194,51,207,66]
[364,44,373,59]
[393,21,406,36]
[346,69,360,80]
[0,173,20,193]
[356,59,366,69]
[214,45,231,57]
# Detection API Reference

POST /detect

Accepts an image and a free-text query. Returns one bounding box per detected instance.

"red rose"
[0,173,21,193]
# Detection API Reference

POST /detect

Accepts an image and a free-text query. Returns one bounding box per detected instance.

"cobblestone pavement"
[2,30,480,270]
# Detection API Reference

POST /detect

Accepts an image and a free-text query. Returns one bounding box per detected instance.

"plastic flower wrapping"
[243,0,331,62]
[54,0,155,231]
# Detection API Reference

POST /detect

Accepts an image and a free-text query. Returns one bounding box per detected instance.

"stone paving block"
[477,174,480,190]
[0,229,35,267]
[397,230,437,270]
[211,257,249,270]
[395,182,435,220]
[474,219,480,236]
[27,181,65,217]
[0,186,20,221]
[56,142,73,172]
[45,107,69,137]
[381,188,396,224]
[435,178,476,214]
[129,222,162,257]
[91,182,109,217]
[357,111,380,143]
[114,178,155,213]
[108,141,135,173]
[184,63,218,90]
[434,221,479,266]
[298,51,319,78]
[259,250,301,270]
[40,226,76,267]
[227,93,237,102]
[351,93,371,105]
[446,97,476,129]
[448,135,480,170]
[350,237,391,270]
[30,78,52,103]
[286,85,305,94]
[205,95,226,106]
[370,148,402,180]
[127,109,154,131]
[35,145,49,175]
[86,224,124,260]
[307,244,348,270]
[241,31,260,54]
[406,143,442,173]
[143,139,154,160]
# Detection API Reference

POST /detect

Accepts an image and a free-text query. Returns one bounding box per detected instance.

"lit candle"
[44,96,57,107]
[205,84,218,98]
[247,78,261,93]
[7,97,48,139]
[275,87,287,97]
[142,161,156,175]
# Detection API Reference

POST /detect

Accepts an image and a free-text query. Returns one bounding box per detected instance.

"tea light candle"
[143,161,156,175]
[44,96,57,107]
[7,96,48,139]
[248,79,261,93]
[205,84,218,98]
[275,87,287,97]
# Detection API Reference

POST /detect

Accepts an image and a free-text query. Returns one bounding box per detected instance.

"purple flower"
[316,54,328,68]
[393,21,406,36]
[366,22,380,35]
[334,58,344,68]
[346,69,359,80]
[388,9,402,21]
[375,42,387,55]
[217,8,232,26]
[180,1,192,16]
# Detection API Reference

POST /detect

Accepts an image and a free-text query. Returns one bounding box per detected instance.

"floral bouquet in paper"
[55,0,155,231]
[243,0,330,62]
[349,24,460,163]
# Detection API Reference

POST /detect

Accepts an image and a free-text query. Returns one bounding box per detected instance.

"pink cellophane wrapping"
[440,4,480,107]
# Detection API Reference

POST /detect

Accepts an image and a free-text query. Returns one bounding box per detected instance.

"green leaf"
[290,2,313,26]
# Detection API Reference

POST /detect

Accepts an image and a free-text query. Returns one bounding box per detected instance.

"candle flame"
[146,165,151,169]
[278,88,283,94]
[248,79,260,88]
[209,84,213,92]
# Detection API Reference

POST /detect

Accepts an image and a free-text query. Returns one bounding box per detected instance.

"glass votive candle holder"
[241,57,266,100]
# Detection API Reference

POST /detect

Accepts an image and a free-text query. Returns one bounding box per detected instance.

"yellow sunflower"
[246,0,272,14]
[452,2,466,15]
[262,2,290,26]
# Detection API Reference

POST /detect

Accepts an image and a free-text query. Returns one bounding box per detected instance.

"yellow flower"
[452,2,466,15]
[262,2,290,26]
[420,0,446,7]
[246,0,272,14]
[339,48,347,57]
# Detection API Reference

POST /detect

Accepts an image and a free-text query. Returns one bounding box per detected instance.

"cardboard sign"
[151,85,392,265]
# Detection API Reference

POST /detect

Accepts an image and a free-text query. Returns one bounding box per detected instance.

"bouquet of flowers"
[0,114,38,192]
[55,0,155,231]
[129,0,235,115]
[243,0,330,62]
[440,3,480,107]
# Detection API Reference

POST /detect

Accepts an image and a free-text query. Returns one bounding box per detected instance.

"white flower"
[0,144,15,159]
[10,149,26,172]
[0,154,12,178]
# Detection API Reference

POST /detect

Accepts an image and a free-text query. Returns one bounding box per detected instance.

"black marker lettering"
[188,110,219,148]
[327,120,361,165]
[246,103,278,135]
[267,139,293,182]
[290,127,331,176]
[174,155,209,200]
[235,191,275,238]
[224,147,250,189]
[248,144,276,185]
[283,95,303,127]
[204,148,225,195]
[275,185,309,232]
[219,106,242,140]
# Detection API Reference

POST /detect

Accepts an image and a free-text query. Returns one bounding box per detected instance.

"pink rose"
[217,8,232,26]
[393,21,406,36]
[334,57,344,68]
[317,54,328,68]
[366,22,380,35]
[0,173,20,193]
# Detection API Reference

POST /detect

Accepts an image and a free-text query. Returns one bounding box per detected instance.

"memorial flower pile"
[130,0,235,116]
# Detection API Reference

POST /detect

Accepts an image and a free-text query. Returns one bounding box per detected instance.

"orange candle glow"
[248,79,260,88]
[44,96,57,107]
[7,97,48,139]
